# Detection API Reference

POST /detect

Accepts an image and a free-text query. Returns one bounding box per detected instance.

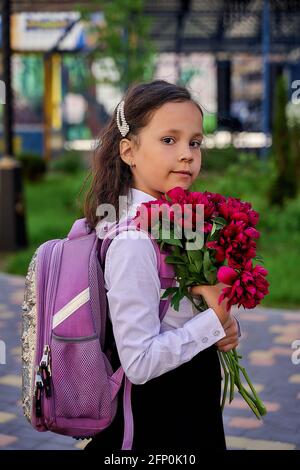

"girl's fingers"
[217,340,239,352]
[189,285,203,298]
[222,315,233,330]
[223,316,239,335]
[216,318,239,347]
[216,336,239,347]
[217,333,238,347]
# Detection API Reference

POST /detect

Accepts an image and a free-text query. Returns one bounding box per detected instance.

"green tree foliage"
[287,102,300,186]
[268,75,298,207]
[81,0,157,90]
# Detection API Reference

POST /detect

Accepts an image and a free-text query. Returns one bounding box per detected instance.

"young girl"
[83,79,240,452]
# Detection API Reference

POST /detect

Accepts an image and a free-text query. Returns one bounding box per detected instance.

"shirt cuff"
[183,307,226,353]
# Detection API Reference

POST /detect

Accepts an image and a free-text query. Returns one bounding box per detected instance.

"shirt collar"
[124,187,157,220]
[128,187,157,206]
[95,187,157,238]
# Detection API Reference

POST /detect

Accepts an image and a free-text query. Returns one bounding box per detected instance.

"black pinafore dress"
[84,316,226,452]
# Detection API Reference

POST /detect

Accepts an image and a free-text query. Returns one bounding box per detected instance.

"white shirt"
[96,188,226,385]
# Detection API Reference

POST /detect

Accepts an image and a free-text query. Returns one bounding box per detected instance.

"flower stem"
[217,351,229,411]
[186,295,267,418]
[222,352,235,403]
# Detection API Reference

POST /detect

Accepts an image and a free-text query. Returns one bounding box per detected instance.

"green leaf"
[188,264,199,274]
[171,289,182,311]
[253,254,264,263]
[164,194,172,203]
[211,223,223,238]
[205,268,217,284]
[187,249,203,271]
[203,250,211,272]
[212,216,227,226]
[211,223,217,236]
[203,250,217,284]
[160,287,178,299]
[172,245,181,256]
[165,255,186,265]
[164,238,183,248]
[211,220,225,237]
[207,230,220,242]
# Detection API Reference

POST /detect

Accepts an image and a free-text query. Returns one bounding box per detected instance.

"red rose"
[217,262,269,309]
[163,186,192,204]
[217,266,239,284]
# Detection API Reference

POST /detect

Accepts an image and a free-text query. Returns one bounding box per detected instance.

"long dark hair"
[83,79,203,229]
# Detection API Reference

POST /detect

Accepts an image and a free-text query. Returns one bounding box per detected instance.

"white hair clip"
[116,100,130,137]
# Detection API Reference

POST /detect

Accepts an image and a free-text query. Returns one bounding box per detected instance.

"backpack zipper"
[34,366,44,419]
[35,240,61,425]
[43,240,64,425]
[35,241,56,424]
[39,345,52,398]
[35,346,52,420]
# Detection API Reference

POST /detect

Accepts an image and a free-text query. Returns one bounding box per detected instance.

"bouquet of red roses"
[133,186,268,418]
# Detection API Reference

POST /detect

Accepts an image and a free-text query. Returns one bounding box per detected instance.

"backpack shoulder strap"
[67,218,92,240]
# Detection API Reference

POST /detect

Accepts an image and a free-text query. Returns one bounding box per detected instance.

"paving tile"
[5,277,25,287]
[244,383,265,394]
[237,313,268,322]
[274,336,300,345]
[0,312,15,319]
[248,350,275,366]
[264,401,281,412]
[226,435,296,450]
[227,398,280,412]
[10,347,21,356]
[228,417,264,429]
[0,434,18,447]
[282,313,300,322]
[288,374,300,384]
[270,346,294,356]
[269,325,285,333]
[0,375,22,387]
[0,411,17,424]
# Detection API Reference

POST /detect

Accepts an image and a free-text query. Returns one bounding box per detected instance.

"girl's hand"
[189,282,231,326]
[216,314,240,352]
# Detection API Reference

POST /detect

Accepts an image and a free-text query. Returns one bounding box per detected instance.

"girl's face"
[120,100,203,199]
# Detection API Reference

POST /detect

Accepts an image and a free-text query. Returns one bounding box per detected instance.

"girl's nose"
[179,152,193,163]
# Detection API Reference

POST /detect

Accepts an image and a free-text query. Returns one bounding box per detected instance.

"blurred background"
[0,0,300,451]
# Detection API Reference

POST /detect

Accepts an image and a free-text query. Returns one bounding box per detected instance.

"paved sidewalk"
[0,272,299,450]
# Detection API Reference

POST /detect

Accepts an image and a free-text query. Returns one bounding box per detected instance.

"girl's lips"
[172,171,192,177]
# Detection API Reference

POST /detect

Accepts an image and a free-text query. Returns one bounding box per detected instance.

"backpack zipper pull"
[41,345,51,371]
[40,345,52,398]
[34,367,44,418]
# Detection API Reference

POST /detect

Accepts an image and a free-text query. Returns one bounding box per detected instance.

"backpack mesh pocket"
[51,335,112,420]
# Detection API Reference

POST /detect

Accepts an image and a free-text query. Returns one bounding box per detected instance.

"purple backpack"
[21,217,175,450]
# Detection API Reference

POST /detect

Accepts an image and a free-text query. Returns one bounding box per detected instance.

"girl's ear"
[119,138,133,166]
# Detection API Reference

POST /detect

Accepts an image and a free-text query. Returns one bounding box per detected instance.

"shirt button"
[202,337,208,343]
[213,330,221,336]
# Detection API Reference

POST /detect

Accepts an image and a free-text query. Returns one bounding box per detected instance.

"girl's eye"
[191,140,202,148]
[162,137,175,145]
[162,137,202,148]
